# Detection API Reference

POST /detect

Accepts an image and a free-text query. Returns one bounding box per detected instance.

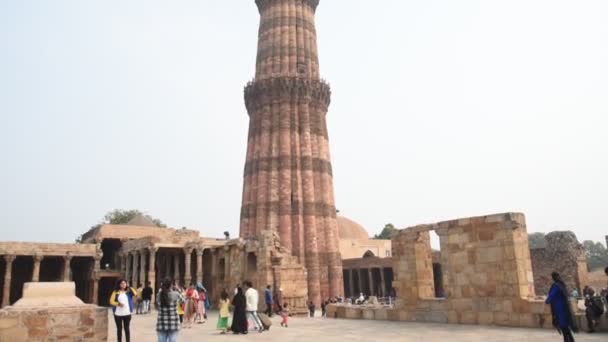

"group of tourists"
[109,278,291,341]
[545,268,608,342]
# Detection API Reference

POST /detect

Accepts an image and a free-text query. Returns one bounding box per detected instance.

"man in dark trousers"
[264,285,273,317]
[142,281,153,314]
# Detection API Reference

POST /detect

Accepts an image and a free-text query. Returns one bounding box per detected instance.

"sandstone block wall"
[0,305,107,341]
[530,231,588,295]
[329,213,564,329]
[389,213,552,327]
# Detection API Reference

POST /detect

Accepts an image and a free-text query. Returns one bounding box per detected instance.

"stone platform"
[0,282,107,341]
[108,310,607,342]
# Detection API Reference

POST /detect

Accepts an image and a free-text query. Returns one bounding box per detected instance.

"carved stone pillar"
[348,269,354,298]
[2,255,16,307]
[184,248,193,286]
[368,268,374,296]
[32,254,43,282]
[223,247,230,287]
[196,248,204,284]
[92,255,101,304]
[358,268,364,296]
[139,250,147,287]
[379,268,386,297]
[173,252,180,285]
[125,252,131,285]
[132,251,140,287]
[148,247,157,302]
[165,252,171,281]
[63,253,72,282]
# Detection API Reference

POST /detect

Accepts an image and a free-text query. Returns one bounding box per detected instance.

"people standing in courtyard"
[570,288,579,299]
[142,281,153,314]
[231,287,248,334]
[183,283,198,328]
[176,287,185,325]
[135,283,143,314]
[156,278,180,342]
[546,272,578,342]
[265,285,273,317]
[308,300,315,318]
[217,289,231,334]
[584,288,604,333]
[321,299,327,317]
[109,279,137,342]
[244,281,264,333]
[195,283,207,324]
[280,303,289,328]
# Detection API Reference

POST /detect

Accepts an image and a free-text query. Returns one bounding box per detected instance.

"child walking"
[280,303,289,328]
[217,290,231,334]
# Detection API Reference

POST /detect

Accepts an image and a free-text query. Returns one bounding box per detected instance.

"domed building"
[336,215,392,260]
[336,215,394,299]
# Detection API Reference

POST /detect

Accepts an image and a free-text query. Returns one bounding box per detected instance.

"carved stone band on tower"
[240,0,343,305]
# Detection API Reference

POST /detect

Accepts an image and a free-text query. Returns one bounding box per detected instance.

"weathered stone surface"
[328,212,605,332]
[530,231,588,295]
[0,281,108,341]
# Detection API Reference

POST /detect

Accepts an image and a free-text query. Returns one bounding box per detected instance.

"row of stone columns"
[123,247,209,290]
[124,248,155,289]
[1,253,82,307]
[345,268,388,298]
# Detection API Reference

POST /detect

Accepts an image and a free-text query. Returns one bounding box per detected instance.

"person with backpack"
[584,288,604,333]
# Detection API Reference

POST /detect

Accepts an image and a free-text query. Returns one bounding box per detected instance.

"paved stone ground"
[108,310,606,342]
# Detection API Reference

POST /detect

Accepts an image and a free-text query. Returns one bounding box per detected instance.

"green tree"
[374,223,396,240]
[78,209,167,242]
[583,240,608,271]
[101,209,167,227]
[528,232,546,249]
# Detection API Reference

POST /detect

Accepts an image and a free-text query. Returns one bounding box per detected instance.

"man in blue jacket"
[265,285,273,317]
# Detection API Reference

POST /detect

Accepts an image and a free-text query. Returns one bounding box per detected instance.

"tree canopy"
[528,232,546,249]
[101,209,167,228]
[583,240,608,271]
[373,223,396,240]
[77,209,167,242]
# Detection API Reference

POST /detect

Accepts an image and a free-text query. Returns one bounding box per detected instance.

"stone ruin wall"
[529,231,589,295]
[328,213,556,329]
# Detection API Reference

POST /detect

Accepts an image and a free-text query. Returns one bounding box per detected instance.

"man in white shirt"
[244,281,264,333]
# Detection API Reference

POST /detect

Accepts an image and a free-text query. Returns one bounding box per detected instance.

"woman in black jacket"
[231,287,248,334]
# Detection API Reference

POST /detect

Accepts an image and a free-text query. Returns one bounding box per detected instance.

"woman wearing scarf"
[546,272,578,342]
[195,283,208,324]
[230,287,248,334]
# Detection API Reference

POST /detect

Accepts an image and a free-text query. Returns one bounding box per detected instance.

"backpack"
[591,296,604,315]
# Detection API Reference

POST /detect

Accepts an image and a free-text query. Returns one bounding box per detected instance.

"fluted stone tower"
[240,0,343,305]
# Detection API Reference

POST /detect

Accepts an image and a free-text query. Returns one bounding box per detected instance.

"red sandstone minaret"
[240,0,343,305]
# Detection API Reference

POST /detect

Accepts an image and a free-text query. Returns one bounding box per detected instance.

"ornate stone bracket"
[244,77,331,112]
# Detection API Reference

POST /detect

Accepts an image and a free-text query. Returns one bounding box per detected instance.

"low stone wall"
[327,303,607,332]
[326,213,606,332]
[0,305,107,341]
[0,282,108,341]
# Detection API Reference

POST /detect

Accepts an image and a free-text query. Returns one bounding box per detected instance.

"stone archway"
[363,250,375,258]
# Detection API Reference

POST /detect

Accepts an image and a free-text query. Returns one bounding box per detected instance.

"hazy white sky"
[1,1,606,247]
